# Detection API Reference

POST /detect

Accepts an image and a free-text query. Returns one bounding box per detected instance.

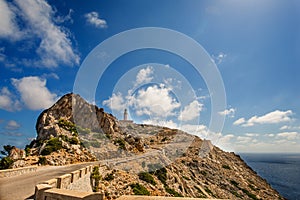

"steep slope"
[14,93,283,199]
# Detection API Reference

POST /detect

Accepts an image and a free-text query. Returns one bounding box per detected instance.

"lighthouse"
[120,109,133,123]
[124,108,128,120]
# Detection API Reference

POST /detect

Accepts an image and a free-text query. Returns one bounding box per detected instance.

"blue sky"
[0,0,299,153]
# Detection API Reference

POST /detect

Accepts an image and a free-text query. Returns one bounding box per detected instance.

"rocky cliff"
[9,93,284,199]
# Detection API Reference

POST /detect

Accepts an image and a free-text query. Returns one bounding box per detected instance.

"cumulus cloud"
[245,133,259,137]
[0,0,79,68]
[0,87,21,111]
[5,120,21,130]
[178,100,203,122]
[134,66,154,87]
[218,108,235,118]
[85,11,107,28]
[277,132,299,140]
[280,125,300,131]
[102,92,126,111]
[233,117,245,126]
[11,76,57,110]
[129,84,180,117]
[234,110,293,127]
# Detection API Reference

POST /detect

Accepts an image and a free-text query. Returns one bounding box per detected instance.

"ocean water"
[239,153,300,200]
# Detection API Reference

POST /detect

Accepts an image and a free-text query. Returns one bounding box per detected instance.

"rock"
[8,147,26,160]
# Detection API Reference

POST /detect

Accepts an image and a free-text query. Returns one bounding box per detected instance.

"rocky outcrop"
[8,147,26,160]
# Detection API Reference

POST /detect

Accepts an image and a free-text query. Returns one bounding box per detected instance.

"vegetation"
[222,164,231,170]
[138,172,156,185]
[130,183,150,195]
[165,186,183,197]
[0,157,13,169]
[194,186,207,198]
[1,145,14,156]
[58,118,91,136]
[104,172,114,181]
[241,188,259,200]
[90,166,101,192]
[230,180,239,187]
[114,139,126,150]
[38,156,47,165]
[41,138,62,155]
[24,146,31,156]
[58,119,78,135]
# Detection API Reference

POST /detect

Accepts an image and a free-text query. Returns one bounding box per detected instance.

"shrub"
[104,172,114,181]
[130,183,150,195]
[230,180,239,187]
[138,172,156,185]
[25,146,31,156]
[241,188,258,200]
[91,166,101,192]
[41,138,62,155]
[222,164,231,170]
[114,139,126,150]
[165,186,183,197]
[69,137,79,145]
[0,157,13,169]
[38,157,47,165]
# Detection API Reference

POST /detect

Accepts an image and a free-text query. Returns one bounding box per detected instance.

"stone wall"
[0,166,37,178]
[35,165,103,200]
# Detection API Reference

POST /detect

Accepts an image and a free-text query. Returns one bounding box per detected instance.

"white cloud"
[236,136,253,144]
[277,132,299,140]
[142,119,178,129]
[233,117,245,125]
[218,108,235,118]
[0,0,21,39]
[5,120,21,130]
[0,87,21,111]
[245,133,259,137]
[11,76,57,110]
[212,52,227,64]
[134,66,154,87]
[102,92,126,111]
[129,84,180,117]
[0,0,79,68]
[234,110,293,127]
[280,125,300,131]
[85,11,107,28]
[178,100,203,122]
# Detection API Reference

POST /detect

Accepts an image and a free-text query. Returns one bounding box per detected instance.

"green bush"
[222,164,231,170]
[138,172,156,185]
[165,186,183,197]
[0,157,13,169]
[91,166,101,192]
[241,188,258,200]
[41,138,62,155]
[69,137,79,145]
[130,183,150,195]
[38,156,47,165]
[114,139,126,150]
[104,172,114,181]
[230,180,239,187]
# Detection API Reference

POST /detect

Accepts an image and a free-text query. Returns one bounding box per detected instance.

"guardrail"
[0,166,37,178]
[35,165,104,200]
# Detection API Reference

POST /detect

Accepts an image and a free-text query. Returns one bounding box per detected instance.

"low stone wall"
[35,165,103,200]
[0,166,37,178]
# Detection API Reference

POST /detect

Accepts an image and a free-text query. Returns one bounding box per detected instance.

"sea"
[239,153,300,200]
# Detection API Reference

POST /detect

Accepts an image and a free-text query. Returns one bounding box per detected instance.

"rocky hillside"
[5,93,284,199]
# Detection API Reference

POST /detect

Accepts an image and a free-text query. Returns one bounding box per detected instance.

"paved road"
[0,163,92,200]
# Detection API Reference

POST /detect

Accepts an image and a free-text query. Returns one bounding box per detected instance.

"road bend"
[0,162,93,200]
